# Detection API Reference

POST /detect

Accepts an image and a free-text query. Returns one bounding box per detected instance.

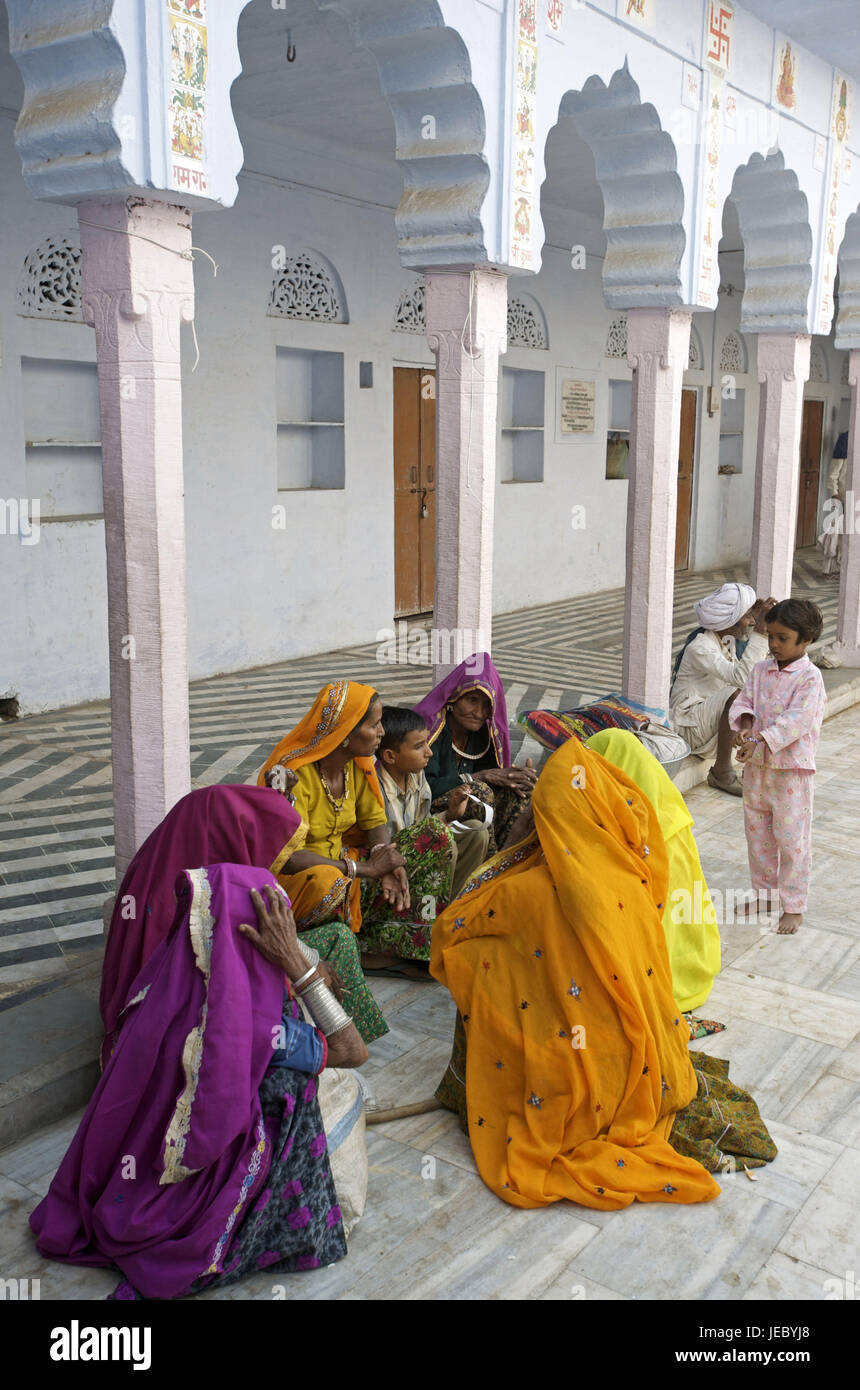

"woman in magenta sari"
[415,652,537,852]
[31,863,366,1300]
[99,785,386,1059]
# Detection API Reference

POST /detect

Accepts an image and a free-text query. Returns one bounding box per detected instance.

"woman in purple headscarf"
[415,653,537,854]
[31,864,366,1300]
[100,784,387,1061]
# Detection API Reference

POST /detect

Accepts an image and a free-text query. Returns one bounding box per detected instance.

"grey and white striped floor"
[0,550,843,998]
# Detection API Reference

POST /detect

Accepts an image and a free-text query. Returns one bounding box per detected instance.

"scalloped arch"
[726,151,814,334]
[308,0,490,267]
[548,66,686,307]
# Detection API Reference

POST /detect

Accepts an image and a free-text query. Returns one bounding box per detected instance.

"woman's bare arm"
[239,885,367,1068]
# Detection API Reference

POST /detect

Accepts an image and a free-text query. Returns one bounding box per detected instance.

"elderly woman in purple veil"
[415,652,537,854]
[30,863,367,1300]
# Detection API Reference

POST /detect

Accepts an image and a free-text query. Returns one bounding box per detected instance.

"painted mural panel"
[510,0,539,270]
[169,0,209,196]
[618,0,656,29]
[696,1,734,308]
[546,0,565,36]
[817,73,851,334]
[772,35,798,112]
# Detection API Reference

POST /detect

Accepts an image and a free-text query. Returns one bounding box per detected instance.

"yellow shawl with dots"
[430,738,720,1210]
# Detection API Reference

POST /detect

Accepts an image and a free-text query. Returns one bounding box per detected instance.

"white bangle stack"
[300,978,352,1036]
[297,939,320,969]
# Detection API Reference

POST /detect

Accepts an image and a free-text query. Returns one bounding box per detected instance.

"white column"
[836,349,860,663]
[749,333,811,600]
[425,268,508,681]
[622,307,692,710]
[79,198,194,879]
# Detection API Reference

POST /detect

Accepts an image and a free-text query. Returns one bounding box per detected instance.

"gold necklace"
[317,760,350,813]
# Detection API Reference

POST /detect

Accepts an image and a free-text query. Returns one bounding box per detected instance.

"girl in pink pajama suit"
[730,599,826,935]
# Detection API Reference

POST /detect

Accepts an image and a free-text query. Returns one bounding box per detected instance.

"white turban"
[694,582,757,631]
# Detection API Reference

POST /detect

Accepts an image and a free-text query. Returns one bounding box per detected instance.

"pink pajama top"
[728,654,826,770]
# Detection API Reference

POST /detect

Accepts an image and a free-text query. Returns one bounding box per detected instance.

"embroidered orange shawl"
[257,680,384,808]
[430,737,720,1210]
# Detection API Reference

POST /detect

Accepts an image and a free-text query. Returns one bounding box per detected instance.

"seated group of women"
[30,655,774,1298]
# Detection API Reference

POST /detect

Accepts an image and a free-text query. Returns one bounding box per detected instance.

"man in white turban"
[670,583,775,794]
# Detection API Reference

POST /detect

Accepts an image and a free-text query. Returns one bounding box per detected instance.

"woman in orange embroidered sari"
[259,681,414,1039]
[430,736,724,1210]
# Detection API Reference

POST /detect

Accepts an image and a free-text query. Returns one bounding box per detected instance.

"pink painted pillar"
[836,349,860,663]
[425,268,508,681]
[749,333,811,601]
[622,307,692,710]
[78,198,194,879]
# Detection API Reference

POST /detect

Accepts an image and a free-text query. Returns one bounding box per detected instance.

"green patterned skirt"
[299,919,388,1045]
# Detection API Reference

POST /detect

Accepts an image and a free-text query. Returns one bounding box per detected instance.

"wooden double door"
[392,372,697,605]
[393,366,436,617]
[796,399,824,548]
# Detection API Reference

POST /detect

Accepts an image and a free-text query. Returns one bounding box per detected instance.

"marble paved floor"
[2,703,860,1301]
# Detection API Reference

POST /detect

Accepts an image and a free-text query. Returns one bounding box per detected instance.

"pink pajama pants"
[742,765,815,914]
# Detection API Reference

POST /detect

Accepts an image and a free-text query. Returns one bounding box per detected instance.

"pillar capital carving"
[755,332,812,384]
[625,309,693,382]
[79,200,195,371]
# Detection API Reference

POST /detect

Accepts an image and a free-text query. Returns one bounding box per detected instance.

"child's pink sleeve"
[727,671,757,729]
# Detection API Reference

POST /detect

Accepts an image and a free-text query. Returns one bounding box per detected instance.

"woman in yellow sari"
[259,680,408,1041]
[586,730,722,1013]
[431,737,725,1210]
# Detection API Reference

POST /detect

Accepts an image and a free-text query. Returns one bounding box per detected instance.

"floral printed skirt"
[360,817,456,962]
[111,1067,348,1299]
[187,1068,348,1294]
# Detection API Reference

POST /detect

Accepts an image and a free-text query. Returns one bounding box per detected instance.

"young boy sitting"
[377,707,490,898]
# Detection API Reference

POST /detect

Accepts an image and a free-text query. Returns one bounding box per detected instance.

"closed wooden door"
[796,399,824,548]
[393,367,436,616]
[675,388,697,570]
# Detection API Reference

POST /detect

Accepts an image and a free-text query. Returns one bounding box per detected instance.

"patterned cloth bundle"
[518,693,670,750]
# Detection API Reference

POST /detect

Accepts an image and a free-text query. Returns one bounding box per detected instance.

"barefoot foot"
[777,912,803,934]
[732,892,777,921]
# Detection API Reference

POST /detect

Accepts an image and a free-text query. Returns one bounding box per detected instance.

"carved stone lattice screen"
[269,250,347,322]
[394,278,427,333]
[506,297,547,348]
[605,313,628,359]
[18,235,83,321]
[720,331,748,374]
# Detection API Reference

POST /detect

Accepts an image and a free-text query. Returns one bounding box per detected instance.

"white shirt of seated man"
[671,582,769,724]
